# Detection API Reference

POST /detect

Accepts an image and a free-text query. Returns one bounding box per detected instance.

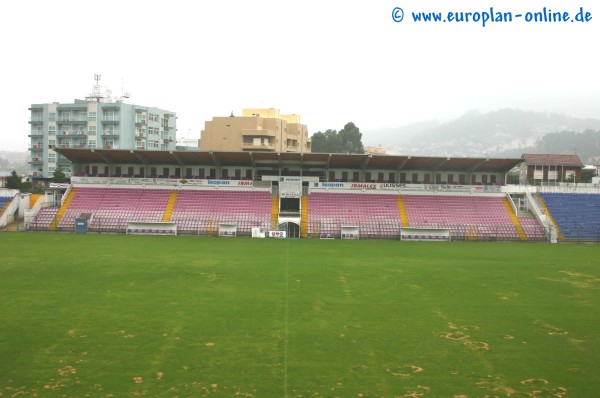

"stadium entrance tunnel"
[279,222,300,239]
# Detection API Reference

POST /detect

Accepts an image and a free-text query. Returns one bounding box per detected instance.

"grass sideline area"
[1,234,599,397]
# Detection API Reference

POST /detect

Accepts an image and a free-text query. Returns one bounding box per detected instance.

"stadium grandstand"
[13,148,600,242]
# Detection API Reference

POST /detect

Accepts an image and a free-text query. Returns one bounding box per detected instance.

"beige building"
[200,108,311,153]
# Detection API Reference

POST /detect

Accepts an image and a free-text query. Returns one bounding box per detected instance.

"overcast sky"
[3,0,598,151]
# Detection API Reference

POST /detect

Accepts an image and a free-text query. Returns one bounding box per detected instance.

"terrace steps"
[300,196,309,238]
[396,196,410,227]
[49,188,76,231]
[503,197,527,241]
[271,195,279,228]
[162,191,179,222]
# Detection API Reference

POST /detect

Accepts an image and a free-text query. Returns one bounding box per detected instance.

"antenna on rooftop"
[86,73,105,102]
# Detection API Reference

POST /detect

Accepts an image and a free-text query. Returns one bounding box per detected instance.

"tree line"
[311,122,365,154]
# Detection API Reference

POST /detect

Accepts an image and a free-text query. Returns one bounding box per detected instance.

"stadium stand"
[28,185,549,242]
[0,196,13,217]
[307,192,401,238]
[56,187,171,231]
[402,194,524,240]
[538,192,600,240]
[169,189,272,235]
[29,207,60,230]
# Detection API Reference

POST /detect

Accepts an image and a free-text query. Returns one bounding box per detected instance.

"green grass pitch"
[1,233,599,397]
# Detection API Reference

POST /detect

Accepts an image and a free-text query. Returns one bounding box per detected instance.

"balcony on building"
[29,145,43,152]
[58,130,88,138]
[57,102,87,110]
[242,139,276,151]
[29,117,43,124]
[241,128,277,138]
[102,131,120,137]
[102,103,121,110]
[28,130,43,137]
[29,158,44,165]
[102,116,120,123]
[286,140,299,152]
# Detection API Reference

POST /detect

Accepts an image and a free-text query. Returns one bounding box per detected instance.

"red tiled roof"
[522,153,583,167]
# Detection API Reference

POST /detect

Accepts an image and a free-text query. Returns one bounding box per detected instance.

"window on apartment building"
[48,140,56,149]
[87,126,96,136]
[48,166,55,173]
[88,112,96,121]
[48,154,56,163]
[49,112,56,121]
[48,126,56,135]
[88,140,96,149]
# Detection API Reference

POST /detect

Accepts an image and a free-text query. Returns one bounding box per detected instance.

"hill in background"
[363,109,600,162]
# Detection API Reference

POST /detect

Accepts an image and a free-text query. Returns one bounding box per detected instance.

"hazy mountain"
[0,151,28,173]
[363,109,600,159]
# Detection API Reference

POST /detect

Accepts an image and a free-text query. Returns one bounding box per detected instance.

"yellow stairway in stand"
[503,197,527,241]
[49,188,77,231]
[271,196,279,228]
[300,196,309,238]
[396,196,410,228]
[162,191,179,222]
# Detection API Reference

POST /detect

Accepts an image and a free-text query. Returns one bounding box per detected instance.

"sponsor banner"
[279,177,302,182]
[268,230,287,238]
[381,183,424,191]
[280,192,300,198]
[207,179,253,187]
[314,182,379,190]
[49,183,70,189]
[71,176,253,187]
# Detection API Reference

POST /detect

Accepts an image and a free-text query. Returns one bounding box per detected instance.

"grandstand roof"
[522,153,584,167]
[55,149,523,173]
